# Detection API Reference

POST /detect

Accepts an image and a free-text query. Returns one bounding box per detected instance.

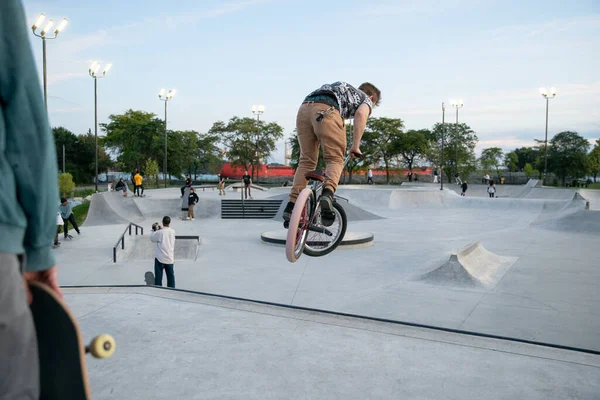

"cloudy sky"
[23,0,599,163]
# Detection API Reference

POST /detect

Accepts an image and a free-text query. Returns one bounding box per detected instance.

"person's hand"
[24,266,62,304]
[349,146,363,159]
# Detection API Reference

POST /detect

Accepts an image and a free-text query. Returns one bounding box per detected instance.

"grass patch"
[73,188,96,198]
[587,182,600,190]
[72,200,91,227]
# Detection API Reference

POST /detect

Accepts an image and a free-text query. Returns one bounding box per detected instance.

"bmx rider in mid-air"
[282,81,381,227]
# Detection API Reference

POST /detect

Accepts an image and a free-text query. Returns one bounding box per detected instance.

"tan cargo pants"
[289,102,346,203]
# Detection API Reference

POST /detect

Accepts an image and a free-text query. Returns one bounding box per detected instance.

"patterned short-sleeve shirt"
[307,82,373,119]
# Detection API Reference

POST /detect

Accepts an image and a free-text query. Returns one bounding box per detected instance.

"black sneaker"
[282,201,294,228]
[319,189,335,227]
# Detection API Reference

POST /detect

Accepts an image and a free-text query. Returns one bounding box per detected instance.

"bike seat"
[305,170,325,182]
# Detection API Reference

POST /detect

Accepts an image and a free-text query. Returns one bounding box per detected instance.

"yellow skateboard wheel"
[88,334,116,359]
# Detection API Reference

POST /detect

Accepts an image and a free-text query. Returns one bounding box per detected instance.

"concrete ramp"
[125,236,200,261]
[420,242,518,290]
[537,210,600,235]
[84,192,144,226]
[579,189,600,211]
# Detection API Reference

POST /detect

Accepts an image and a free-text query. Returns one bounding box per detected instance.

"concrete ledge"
[260,230,374,249]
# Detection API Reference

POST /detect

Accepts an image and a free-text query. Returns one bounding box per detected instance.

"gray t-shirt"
[307,82,373,119]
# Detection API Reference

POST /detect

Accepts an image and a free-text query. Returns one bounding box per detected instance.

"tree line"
[54,108,600,186]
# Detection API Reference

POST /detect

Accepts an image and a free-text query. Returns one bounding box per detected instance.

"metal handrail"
[113,222,144,263]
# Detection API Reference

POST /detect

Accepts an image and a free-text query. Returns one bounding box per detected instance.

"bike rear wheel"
[285,188,314,263]
[303,201,347,257]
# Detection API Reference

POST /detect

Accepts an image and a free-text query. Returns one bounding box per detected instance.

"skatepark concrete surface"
[53,182,600,396]
[67,286,600,400]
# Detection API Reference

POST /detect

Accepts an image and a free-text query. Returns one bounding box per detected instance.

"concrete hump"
[420,242,518,290]
[84,192,144,226]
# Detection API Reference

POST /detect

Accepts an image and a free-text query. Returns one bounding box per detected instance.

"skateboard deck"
[29,281,115,400]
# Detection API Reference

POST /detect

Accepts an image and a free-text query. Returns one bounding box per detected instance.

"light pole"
[159,89,176,188]
[89,61,112,193]
[540,87,557,184]
[451,99,463,175]
[31,14,68,111]
[251,105,265,181]
[440,102,446,190]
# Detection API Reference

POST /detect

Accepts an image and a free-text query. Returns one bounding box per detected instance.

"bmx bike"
[285,153,360,263]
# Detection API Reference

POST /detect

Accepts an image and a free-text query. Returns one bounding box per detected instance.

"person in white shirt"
[367,168,373,185]
[150,216,176,288]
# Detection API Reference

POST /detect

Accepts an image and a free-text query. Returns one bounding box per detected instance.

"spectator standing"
[150,216,176,288]
[243,171,252,199]
[187,188,199,220]
[181,175,193,197]
[461,181,468,196]
[134,171,144,197]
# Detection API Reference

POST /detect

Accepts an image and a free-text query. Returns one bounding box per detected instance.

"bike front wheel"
[285,188,314,263]
[303,201,347,257]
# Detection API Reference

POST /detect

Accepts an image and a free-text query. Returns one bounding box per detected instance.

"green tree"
[101,109,165,172]
[480,147,504,179]
[513,147,542,171]
[429,123,478,182]
[523,162,538,178]
[588,141,600,182]
[361,117,405,183]
[393,129,431,172]
[53,127,112,183]
[210,116,283,181]
[167,130,200,178]
[548,131,591,185]
[58,173,75,198]
[144,158,160,188]
[504,151,519,173]
[193,133,223,176]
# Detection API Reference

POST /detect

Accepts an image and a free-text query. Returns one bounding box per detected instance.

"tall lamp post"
[251,105,265,181]
[89,61,112,193]
[450,99,463,175]
[540,87,556,184]
[159,89,176,188]
[440,102,446,190]
[31,14,68,111]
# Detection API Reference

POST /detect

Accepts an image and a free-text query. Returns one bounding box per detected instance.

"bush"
[58,173,75,197]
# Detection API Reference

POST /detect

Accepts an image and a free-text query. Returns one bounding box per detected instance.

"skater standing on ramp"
[0,1,63,397]
[367,168,373,185]
[282,81,381,227]
[150,216,176,288]
[461,181,468,196]
[59,198,81,238]
[433,169,439,183]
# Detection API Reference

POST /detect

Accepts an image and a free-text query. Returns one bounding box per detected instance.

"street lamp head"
[159,88,166,98]
[458,99,464,107]
[89,61,98,76]
[539,87,548,97]
[40,19,54,36]
[54,18,68,35]
[32,13,46,31]
[167,89,175,99]
[252,104,265,114]
[102,63,112,76]
[550,87,557,97]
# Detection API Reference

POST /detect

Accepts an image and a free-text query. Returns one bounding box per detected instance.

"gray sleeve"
[0,0,59,271]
